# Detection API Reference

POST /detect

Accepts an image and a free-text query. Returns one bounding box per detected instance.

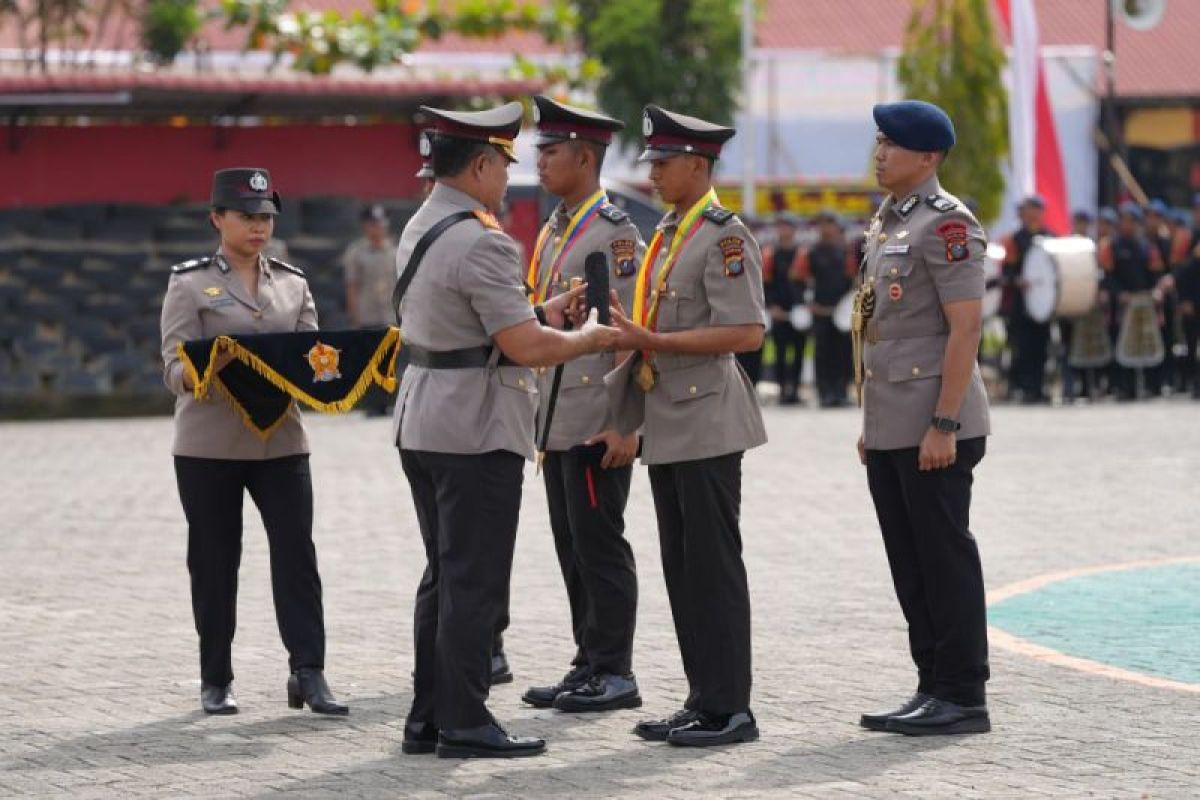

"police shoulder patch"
[718,235,746,278]
[171,256,212,274]
[268,257,305,277]
[597,203,629,224]
[925,194,958,214]
[702,206,736,225]
[610,238,638,278]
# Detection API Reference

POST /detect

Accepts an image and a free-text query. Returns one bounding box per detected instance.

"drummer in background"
[803,209,855,407]
[1144,199,1177,395]
[1175,195,1200,399]
[761,212,808,405]
[1059,209,1095,402]
[1096,207,1117,242]
[999,195,1056,404]
[1098,201,1163,400]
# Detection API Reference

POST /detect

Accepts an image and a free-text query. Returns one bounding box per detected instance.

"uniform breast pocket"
[660,281,702,330]
[497,365,538,395]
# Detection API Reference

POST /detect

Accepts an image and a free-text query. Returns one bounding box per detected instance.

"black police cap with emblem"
[415,130,434,180]
[532,95,624,148]
[420,101,523,163]
[872,100,956,153]
[211,167,281,215]
[638,105,736,162]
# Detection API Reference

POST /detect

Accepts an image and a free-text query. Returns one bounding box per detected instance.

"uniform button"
[581,375,591,385]
[878,233,888,242]
[688,385,697,395]
[865,369,874,379]
[518,378,527,387]
[912,367,920,376]
[889,267,898,277]
[253,311,263,319]
[670,290,678,298]
[537,367,547,376]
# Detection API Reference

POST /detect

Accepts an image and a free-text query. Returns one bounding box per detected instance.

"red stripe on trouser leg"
[585,465,598,509]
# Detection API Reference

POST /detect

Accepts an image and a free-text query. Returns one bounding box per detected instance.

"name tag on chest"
[882,244,911,256]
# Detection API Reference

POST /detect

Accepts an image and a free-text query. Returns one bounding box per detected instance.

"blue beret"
[1169,208,1191,226]
[1072,209,1094,222]
[1118,201,1144,220]
[1098,206,1118,223]
[872,100,956,152]
[1147,197,1168,215]
[1019,194,1046,210]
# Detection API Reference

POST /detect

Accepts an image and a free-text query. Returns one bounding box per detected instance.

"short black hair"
[568,140,607,179]
[430,134,499,178]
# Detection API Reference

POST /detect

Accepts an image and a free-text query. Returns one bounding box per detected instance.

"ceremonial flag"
[996,0,1069,234]
[178,327,401,438]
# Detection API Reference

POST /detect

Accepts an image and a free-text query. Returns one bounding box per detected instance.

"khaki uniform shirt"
[533,198,644,451]
[607,205,768,465]
[342,237,398,327]
[161,252,318,459]
[391,184,539,460]
[861,174,992,451]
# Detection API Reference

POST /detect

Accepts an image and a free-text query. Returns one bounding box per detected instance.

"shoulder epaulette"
[472,209,503,231]
[925,194,958,214]
[171,256,211,274]
[702,206,736,225]
[268,257,305,276]
[597,203,629,224]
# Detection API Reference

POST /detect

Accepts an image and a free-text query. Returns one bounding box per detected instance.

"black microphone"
[583,251,611,325]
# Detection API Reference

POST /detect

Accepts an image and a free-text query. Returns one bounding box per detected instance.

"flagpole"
[740,0,755,217]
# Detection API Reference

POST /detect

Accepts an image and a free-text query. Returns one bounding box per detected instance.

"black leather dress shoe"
[287,668,349,716]
[490,652,513,685]
[436,722,546,759]
[552,673,642,713]
[200,683,237,715]
[633,708,701,741]
[886,698,990,736]
[521,664,590,708]
[401,720,438,755]
[860,692,932,731]
[666,710,759,747]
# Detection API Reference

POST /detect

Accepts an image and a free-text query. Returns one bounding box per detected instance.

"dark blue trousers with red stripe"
[542,444,637,676]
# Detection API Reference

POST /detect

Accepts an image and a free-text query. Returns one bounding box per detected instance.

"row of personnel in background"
[1000,194,1200,403]
[159,96,994,759]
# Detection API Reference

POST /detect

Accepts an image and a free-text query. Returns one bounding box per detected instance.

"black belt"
[406,343,519,369]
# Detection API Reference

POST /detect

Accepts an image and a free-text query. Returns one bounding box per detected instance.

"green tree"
[582,0,742,152]
[141,0,204,65]
[897,0,1008,222]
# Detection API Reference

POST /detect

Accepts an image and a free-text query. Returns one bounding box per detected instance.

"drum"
[1115,292,1165,368]
[833,290,855,332]
[1022,236,1100,323]
[789,304,813,331]
[982,241,1005,318]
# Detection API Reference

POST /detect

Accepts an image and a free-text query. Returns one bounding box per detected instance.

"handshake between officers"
[392,99,768,759]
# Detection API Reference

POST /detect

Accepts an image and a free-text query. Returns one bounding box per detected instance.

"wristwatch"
[931,416,961,433]
[533,304,548,326]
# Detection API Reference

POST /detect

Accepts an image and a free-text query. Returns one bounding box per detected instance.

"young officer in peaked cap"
[519,95,647,715]
[392,102,618,759]
[161,167,348,717]
[855,99,992,736]
[606,104,766,747]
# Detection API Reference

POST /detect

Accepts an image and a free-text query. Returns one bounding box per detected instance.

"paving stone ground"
[1,399,1198,798]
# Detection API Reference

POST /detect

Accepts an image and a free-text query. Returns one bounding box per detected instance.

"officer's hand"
[544,283,588,329]
[856,433,866,466]
[579,308,620,352]
[769,305,788,322]
[609,289,629,320]
[918,428,956,471]
[585,430,639,469]
[609,308,653,352]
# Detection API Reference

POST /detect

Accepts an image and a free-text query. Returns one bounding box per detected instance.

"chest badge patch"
[204,287,222,297]
[937,221,970,263]
[306,342,342,383]
[611,239,637,278]
[889,283,904,301]
[719,236,746,277]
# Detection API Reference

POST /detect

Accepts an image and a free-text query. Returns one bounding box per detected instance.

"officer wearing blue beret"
[854,100,992,736]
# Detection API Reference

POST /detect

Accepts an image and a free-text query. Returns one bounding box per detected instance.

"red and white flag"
[996,0,1069,234]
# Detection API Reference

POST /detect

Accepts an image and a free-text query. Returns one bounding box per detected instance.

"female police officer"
[160,168,347,716]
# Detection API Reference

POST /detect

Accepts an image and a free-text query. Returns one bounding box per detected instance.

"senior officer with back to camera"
[853,100,992,737]
[390,102,618,760]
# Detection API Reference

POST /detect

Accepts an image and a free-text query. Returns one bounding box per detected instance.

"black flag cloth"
[178,327,401,438]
